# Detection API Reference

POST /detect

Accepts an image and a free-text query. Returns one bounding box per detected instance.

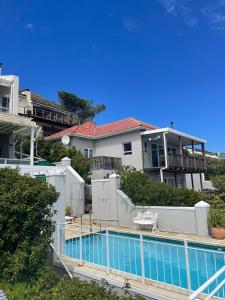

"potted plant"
[65,206,72,216]
[208,208,225,239]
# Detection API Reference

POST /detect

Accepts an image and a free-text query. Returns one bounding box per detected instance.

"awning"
[141,127,206,145]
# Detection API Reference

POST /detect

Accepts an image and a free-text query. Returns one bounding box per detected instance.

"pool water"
[65,231,225,296]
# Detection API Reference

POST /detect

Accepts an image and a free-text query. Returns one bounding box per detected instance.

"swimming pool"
[64,230,225,296]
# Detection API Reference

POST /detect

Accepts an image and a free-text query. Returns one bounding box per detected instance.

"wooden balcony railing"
[168,153,205,171]
[91,156,122,171]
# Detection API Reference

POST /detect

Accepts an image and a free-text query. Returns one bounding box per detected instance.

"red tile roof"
[45,117,157,140]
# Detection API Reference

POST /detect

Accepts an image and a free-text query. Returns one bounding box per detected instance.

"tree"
[37,140,91,182]
[58,91,106,124]
[117,166,205,206]
[205,157,225,180]
[0,168,58,282]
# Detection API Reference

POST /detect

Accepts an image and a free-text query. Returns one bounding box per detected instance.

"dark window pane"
[123,142,132,154]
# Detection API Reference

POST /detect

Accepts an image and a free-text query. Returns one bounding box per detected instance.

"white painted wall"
[94,130,144,170]
[70,136,95,156]
[0,75,19,115]
[92,175,210,236]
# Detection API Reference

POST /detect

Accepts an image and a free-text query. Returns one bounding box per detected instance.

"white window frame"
[84,148,94,159]
[123,142,132,155]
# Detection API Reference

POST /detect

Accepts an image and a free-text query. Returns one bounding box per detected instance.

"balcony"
[143,152,206,172]
[168,153,205,171]
[20,105,74,126]
[91,156,122,171]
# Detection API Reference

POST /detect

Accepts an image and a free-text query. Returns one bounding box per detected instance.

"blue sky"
[1,0,225,151]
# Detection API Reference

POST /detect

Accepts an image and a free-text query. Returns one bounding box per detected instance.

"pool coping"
[65,223,225,251]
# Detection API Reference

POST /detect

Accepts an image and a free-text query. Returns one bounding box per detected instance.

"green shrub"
[117,166,204,206]
[205,157,225,180]
[0,168,58,282]
[208,209,225,228]
[0,267,143,300]
[65,206,72,216]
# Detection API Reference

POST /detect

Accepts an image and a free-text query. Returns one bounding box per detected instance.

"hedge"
[117,166,205,206]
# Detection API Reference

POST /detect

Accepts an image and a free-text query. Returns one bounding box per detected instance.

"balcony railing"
[0,158,30,165]
[144,153,206,171]
[20,105,74,126]
[168,153,205,171]
[91,156,122,171]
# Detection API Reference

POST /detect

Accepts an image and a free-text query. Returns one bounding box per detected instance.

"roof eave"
[46,125,155,141]
[141,127,207,144]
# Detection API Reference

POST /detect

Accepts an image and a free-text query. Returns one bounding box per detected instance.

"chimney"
[170,121,174,129]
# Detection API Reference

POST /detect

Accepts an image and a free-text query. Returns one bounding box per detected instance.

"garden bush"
[0,168,58,282]
[117,166,204,206]
[0,267,142,300]
[208,208,225,228]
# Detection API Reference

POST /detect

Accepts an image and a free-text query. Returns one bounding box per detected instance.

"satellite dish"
[61,135,70,145]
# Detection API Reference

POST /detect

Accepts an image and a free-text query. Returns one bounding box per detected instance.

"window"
[0,97,9,111]
[84,148,94,159]
[123,142,132,155]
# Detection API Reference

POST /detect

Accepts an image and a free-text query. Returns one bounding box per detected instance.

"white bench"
[133,210,158,233]
[65,216,74,224]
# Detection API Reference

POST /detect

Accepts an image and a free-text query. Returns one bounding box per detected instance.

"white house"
[45,117,209,191]
[0,74,36,164]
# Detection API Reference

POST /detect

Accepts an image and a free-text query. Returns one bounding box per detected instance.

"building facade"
[0,74,36,163]
[45,118,208,190]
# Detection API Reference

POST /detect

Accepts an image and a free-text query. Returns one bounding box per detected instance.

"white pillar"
[109,174,120,225]
[61,157,71,167]
[195,201,210,236]
[47,173,66,256]
[30,126,35,166]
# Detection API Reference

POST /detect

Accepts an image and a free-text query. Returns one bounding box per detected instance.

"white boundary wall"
[92,174,210,236]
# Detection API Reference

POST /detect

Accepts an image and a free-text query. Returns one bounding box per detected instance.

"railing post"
[140,234,145,284]
[106,229,110,274]
[184,240,191,293]
[79,233,82,262]
[80,214,83,234]
[57,223,60,256]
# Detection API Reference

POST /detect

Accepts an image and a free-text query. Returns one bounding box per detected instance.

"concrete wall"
[92,175,210,236]
[70,136,95,154]
[64,164,85,217]
[54,157,85,217]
